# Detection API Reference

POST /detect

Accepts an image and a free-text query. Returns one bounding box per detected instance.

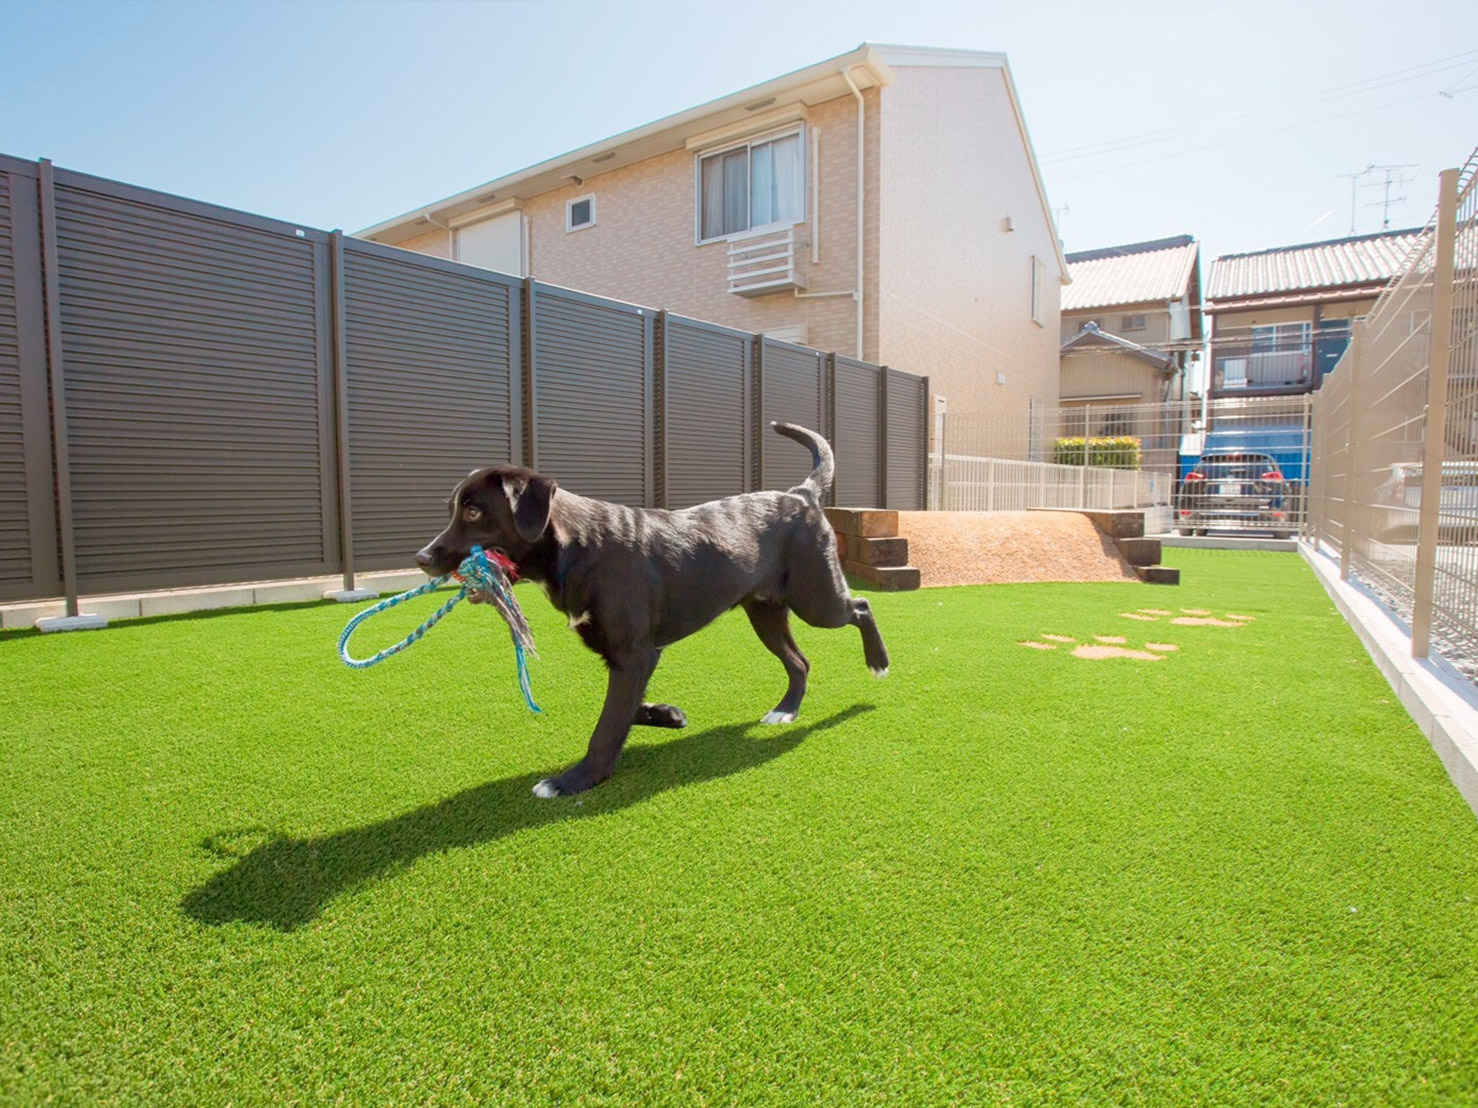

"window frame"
[693,124,806,246]
[565,194,596,233]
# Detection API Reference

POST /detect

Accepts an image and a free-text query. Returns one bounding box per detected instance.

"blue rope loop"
[337,545,540,712]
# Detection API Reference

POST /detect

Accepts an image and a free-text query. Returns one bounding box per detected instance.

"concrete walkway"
[0,569,429,631]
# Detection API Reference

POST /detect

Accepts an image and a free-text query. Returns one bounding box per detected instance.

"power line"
[1043,86,1465,187]
[1039,49,1478,166]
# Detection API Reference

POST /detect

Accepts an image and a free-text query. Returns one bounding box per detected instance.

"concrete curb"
[1301,541,1478,822]
[1156,534,1298,552]
[1,569,431,631]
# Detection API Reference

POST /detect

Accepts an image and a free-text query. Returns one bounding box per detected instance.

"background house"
[357,42,1068,440]
[1054,234,1201,444]
[1204,228,1424,398]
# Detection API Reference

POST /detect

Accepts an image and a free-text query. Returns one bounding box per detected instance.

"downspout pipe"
[840,67,865,361]
[422,209,455,257]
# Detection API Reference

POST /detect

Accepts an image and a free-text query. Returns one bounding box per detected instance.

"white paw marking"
[761,711,797,724]
[532,779,559,798]
[870,665,889,678]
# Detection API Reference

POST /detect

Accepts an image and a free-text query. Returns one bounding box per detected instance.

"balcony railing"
[1212,342,1315,394]
[727,227,807,297]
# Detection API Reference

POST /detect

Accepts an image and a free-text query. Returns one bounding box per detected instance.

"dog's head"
[416,466,558,577]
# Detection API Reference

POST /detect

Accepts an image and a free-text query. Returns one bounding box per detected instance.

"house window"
[1030,255,1046,325]
[697,129,804,242]
[566,195,596,233]
[1121,313,1147,332]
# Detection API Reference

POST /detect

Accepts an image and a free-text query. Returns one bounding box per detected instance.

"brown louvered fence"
[0,154,927,614]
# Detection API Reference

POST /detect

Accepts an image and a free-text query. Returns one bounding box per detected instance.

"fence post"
[987,458,995,512]
[651,309,665,509]
[523,277,538,470]
[1412,167,1461,659]
[1339,320,1365,581]
[877,365,888,508]
[328,230,358,595]
[1300,392,1313,542]
[36,159,81,619]
[936,406,948,511]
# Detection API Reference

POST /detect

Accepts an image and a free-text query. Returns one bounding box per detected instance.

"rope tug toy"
[337,545,540,712]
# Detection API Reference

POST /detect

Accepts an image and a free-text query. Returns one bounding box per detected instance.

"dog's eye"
[463,506,483,522]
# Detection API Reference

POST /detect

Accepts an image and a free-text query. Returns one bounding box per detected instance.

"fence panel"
[1307,151,1478,670]
[0,158,58,601]
[52,170,334,594]
[341,239,520,570]
[760,337,824,491]
[832,355,882,507]
[661,314,750,508]
[0,154,931,605]
[885,367,927,509]
[531,282,651,507]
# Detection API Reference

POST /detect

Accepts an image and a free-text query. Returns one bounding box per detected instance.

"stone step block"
[842,560,921,591]
[825,507,899,538]
[1134,565,1181,586]
[837,535,910,567]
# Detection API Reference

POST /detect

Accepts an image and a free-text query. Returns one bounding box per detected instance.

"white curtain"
[751,133,801,227]
[701,149,749,239]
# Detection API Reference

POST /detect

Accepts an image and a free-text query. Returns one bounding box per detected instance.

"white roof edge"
[355,43,895,240]
[868,44,1009,68]
[994,57,1069,283]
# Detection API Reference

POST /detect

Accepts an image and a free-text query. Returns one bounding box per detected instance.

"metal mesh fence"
[1310,148,1478,668]
[933,394,1309,536]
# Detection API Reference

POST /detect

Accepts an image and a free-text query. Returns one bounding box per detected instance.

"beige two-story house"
[1057,235,1202,431]
[356,43,1068,437]
[1204,228,1423,397]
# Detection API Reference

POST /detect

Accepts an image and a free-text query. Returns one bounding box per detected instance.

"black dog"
[416,422,889,797]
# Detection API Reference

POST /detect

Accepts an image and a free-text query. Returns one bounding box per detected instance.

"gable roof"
[355,43,1068,277]
[1206,228,1425,305]
[1060,321,1175,370]
[1061,235,1198,311]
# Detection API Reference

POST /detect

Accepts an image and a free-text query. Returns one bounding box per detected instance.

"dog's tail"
[772,422,835,502]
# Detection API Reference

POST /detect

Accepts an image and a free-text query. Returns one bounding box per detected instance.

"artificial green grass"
[3,549,1477,1106]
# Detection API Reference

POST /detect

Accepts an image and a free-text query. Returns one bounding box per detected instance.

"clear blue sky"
[3,0,1476,270]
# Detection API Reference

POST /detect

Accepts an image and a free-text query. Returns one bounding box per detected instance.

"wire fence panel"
[1310,147,1478,672]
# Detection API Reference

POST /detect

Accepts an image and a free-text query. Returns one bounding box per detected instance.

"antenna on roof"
[1364,163,1419,230]
[1336,165,1372,235]
[1338,163,1419,234]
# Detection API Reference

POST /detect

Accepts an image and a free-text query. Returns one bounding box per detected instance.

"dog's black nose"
[415,548,434,568]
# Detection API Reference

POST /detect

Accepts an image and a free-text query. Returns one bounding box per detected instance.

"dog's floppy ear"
[508,474,557,543]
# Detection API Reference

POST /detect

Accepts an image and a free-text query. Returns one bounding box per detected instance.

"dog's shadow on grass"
[181,705,870,932]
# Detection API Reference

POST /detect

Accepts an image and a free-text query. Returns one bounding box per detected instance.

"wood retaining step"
[1030,508,1177,585]
[1116,537,1162,567]
[826,507,920,591]
[1135,565,1181,585]
[842,562,923,591]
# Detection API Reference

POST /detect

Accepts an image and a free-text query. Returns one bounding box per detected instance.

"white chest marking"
[568,610,592,629]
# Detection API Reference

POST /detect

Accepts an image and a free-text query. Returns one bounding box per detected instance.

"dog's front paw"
[532,763,606,798]
[760,710,797,724]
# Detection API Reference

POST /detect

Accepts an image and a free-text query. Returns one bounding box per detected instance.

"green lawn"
[3,549,1477,1106]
